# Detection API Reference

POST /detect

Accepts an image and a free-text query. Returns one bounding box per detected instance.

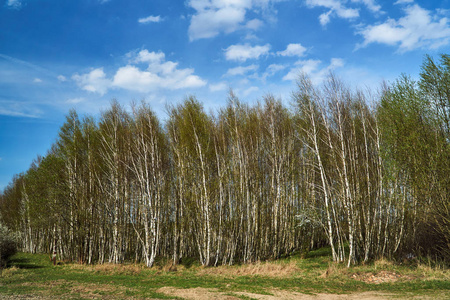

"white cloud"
[319,11,332,26]
[277,43,307,57]
[66,97,85,104]
[33,78,42,83]
[134,49,165,64]
[245,18,264,30]
[112,62,206,92]
[283,58,344,84]
[73,50,206,94]
[265,63,286,75]
[395,0,413,4]
[306,0,359,26]
[113,66,160,92]
[283,59,321,81]
[224,44,271,62]
[0,100,42,118]
[6,0,22,9]
[72,68,111,95]
[261,64,286,82]
[187,0,280,40]
[209,82,228,92]
[351,0,381,13]
[224,64,258,77]
[358,4,450,51]
[188,1,248,40]
[57,75,67,82]
[138,15,163,24]
[242,86,259,97]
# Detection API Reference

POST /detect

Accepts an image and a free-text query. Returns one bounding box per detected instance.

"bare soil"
[156,287,399,299]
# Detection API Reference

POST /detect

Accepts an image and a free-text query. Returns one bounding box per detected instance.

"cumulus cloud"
[72,68,111,95]
[57,75,67,82]
[33,78,42,83]
[73,50,206,94]
[245,18,264,30]
[224,44,271,62]
[138,15,163,23]
[283,58,344,84]
[224,64,258,77]
[358,4,450,51]
[188,0,249,40]
[277,43,307,57]
[306,0,359,26]
[133,49,165,64]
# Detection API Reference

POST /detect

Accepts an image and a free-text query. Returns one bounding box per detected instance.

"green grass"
[0,250,448,299]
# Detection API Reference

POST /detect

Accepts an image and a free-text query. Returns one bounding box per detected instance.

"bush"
[0,223,17,267]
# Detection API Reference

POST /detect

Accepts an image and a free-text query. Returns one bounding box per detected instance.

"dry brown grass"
[416,263,450,281]
[66,262,144,275]
[373,258,395,270]
[319,263,344,279]
[0,266,20,278]
[197,260,300,278]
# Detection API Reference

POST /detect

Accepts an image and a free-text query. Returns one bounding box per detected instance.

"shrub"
[0,223,17,267]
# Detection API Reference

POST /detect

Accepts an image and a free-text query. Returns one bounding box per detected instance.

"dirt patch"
[197,261,299,278]
[157,287,395,300]
[237,290,393,299]
[351,271,414,284]
[19,279,132,299]
[156,287,240,299]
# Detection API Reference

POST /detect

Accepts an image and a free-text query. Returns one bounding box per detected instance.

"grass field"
[0,248,448,299]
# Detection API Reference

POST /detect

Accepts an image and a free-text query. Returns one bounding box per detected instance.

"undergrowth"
[0,249,448,299]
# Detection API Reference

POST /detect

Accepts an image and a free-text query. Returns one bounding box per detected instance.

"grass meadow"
[0,248,448,299]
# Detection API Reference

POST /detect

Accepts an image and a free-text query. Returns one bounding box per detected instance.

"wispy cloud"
[358,4,450,51]
[57,75,67,82]
[66,97,86,104]
[224,64,258,77]
[209,82,228,92]
[0,100,42,118]
[6,0,22,9]
[0,54,52,75]
[306,0,359,26]
[187,0,280,41]
[394,0,414,4]
[283,58,344,84]
[138,15,163,24]
[351,0,382,13]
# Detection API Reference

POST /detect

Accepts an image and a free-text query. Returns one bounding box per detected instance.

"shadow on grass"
[7,257,44,269]
[306,246,332,259]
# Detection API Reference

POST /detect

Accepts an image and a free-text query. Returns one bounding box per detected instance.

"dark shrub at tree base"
[0,224,17,266]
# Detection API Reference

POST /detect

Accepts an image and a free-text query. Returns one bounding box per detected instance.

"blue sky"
[1,0,450,190]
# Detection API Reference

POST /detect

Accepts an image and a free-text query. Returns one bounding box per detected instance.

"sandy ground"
[156,287,400,300]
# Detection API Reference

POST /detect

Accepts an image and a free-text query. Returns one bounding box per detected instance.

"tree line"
[1,55,449,267]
